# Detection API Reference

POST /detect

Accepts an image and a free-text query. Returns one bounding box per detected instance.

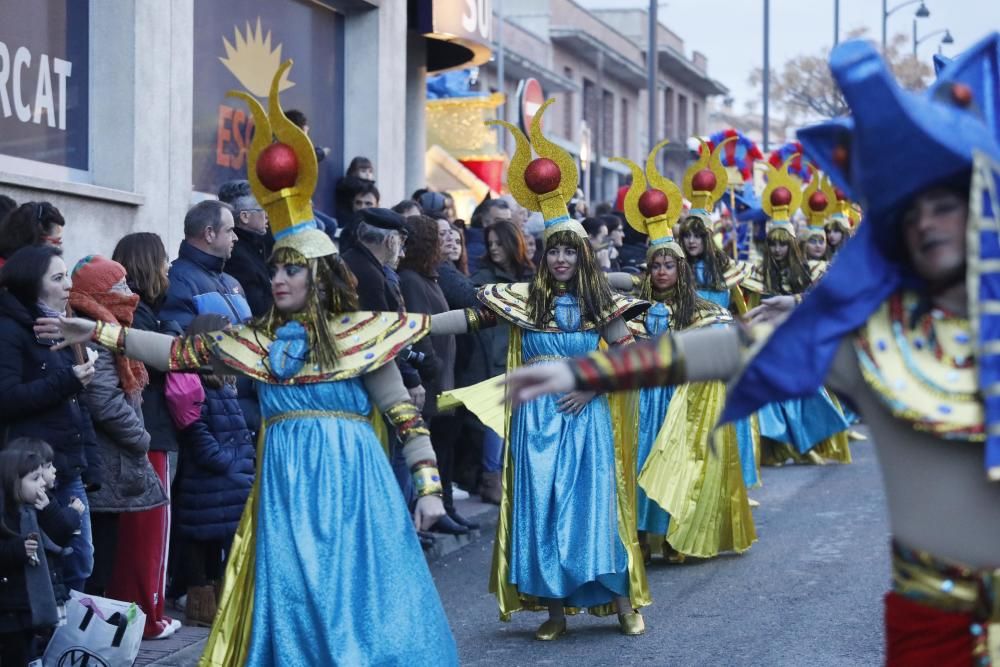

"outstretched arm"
[430,306,498,336]
[504,326,745,406]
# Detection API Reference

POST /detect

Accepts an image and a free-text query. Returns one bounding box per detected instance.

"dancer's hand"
[746,295,796,327]
[556,390,596,415]
[407,385,426,411]
[37,316,97,350]
[502,362,576,409]
[413,495,445,532]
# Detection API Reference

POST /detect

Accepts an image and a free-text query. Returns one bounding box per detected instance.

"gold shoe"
[534,617,567,641]
[848,430,867,441]
[618,611,646,636]
[747,497,760,508]
[805,450,827,466]
[663,543,686,564]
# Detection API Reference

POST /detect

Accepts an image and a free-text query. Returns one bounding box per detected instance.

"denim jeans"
[54,476,94,592]
[482,429,504,473]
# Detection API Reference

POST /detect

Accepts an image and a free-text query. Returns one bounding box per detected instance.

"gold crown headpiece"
[683,137,735,215]
[762,155,804,237]
[228,60,336,259]
[487,99,584,242]
[612,139,684,259]
[800,173,837,239]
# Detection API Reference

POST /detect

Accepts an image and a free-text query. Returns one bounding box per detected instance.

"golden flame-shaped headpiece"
[683,137,735,214]
[488,99,584,242]
[762,155,804,236]
[800,174,838,239]
[228,60,335,259]
[612,139,684,259]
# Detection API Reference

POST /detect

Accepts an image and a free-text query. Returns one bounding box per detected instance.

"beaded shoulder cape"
[477,282,648,333]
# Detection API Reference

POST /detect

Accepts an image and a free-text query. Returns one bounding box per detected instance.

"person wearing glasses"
[0,201,67,268]
[218,180,273,318]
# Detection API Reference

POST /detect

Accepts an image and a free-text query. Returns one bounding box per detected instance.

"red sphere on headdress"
[834,187,847,201]
[770,186,793,207]
[951,82,973,107]
[807,191,829,212]
[257,143,299,190]
[638,190,669,218]
[524,158,561,194]
[691,168,717,192]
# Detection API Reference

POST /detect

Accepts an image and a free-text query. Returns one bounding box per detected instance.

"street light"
[882,0,930,51]
[913,25,953,57]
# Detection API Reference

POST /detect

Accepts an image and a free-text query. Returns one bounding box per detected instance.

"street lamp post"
[763,0,769,152]
[914,25,954,57]
[834,0,840,46]
[882,0,930,51]
[648,0,658,156]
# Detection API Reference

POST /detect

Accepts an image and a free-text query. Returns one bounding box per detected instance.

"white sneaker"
[452,484,470,500]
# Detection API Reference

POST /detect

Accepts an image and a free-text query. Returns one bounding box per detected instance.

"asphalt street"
[430,434,889,667]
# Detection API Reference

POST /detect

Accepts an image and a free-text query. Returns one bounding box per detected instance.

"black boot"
[447,508,480,530]
[431,514,469,535]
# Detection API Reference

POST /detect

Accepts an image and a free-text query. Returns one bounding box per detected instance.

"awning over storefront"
[413,0,493,73]
[548,28,648,88]
[656,47,729,97]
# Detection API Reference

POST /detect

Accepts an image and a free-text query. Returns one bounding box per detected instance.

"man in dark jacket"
[217,180,274,318]
[159,201,251,329]
[159,201,258,431]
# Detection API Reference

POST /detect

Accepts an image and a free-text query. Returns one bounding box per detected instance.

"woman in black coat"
[397,216,473,534]
[0,245,100,595]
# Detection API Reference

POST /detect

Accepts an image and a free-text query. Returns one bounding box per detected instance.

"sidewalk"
[139,495,499,666]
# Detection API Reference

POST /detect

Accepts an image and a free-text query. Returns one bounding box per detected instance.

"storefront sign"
[429,0,492,43]
[193,1,343,212]
[0,0,90,172]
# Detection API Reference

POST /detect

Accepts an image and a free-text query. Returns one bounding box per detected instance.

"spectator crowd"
[0,147,632,663]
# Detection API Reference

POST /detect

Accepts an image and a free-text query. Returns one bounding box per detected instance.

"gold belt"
[892,540,1000,662]
[525,355,566,365]
[268,410,368,425]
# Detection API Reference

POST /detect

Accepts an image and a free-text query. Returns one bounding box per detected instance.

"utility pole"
[496,0,505,152]
[763,0,770,152]
[834,0,840,46]
[647,0,658,156]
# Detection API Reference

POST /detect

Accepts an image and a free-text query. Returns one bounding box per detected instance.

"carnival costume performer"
[613,142,756,561]
[825,187,860,259]
[676,141,760,489]
[741,161,851,466]
[42,62,458,667]
[503,35,1000,666]
[430,100,651,640]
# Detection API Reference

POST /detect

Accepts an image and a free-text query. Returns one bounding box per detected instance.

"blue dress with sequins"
[692,261,760,487]
[636,303,675,534]
[507,298,630,608]
[244,378,458,666]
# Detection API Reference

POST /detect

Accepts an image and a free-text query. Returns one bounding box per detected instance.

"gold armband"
[464,307,498,333]
[92,320,126,354]
[411,459,444,497]
[385,402,431,440]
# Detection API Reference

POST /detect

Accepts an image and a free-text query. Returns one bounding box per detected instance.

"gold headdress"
[683,137,735,215]
[612,139,684,258]
[800,174,837,239]
[488,99,584,242]
[228,60,336,259]
[762,155,804,236]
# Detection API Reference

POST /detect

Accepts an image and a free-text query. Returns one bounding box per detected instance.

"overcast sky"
[576,0,998,111]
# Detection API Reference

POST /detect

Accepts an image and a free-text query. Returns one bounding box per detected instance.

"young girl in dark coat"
[0,447,80,665]
[167,315,255,627]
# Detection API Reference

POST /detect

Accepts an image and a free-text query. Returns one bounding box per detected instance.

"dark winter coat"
[458,263,526,386]
[174,381,255,543]
[131,298,182,453]
[464,227,486,275]
[159,241,252,330]
[398,268,454,417]
[342,245,422,389]
[81,346,167,513]
[436,261,479,310]
[0,291,101,489]
[0,503,78,631]
[159,240,260,435]
[225,226,274,318]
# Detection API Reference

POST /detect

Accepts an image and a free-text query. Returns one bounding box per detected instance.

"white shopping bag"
[43,590,146,667]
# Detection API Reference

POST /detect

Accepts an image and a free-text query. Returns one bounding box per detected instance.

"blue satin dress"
[245,379,458,666]
[636,303,674,535]
[507,299,630,608]
[692,261,759,488]
[756,390,851,455]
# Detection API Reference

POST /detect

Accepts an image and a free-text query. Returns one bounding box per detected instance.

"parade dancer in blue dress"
[46,62,458,667]
[430,100,651,640]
